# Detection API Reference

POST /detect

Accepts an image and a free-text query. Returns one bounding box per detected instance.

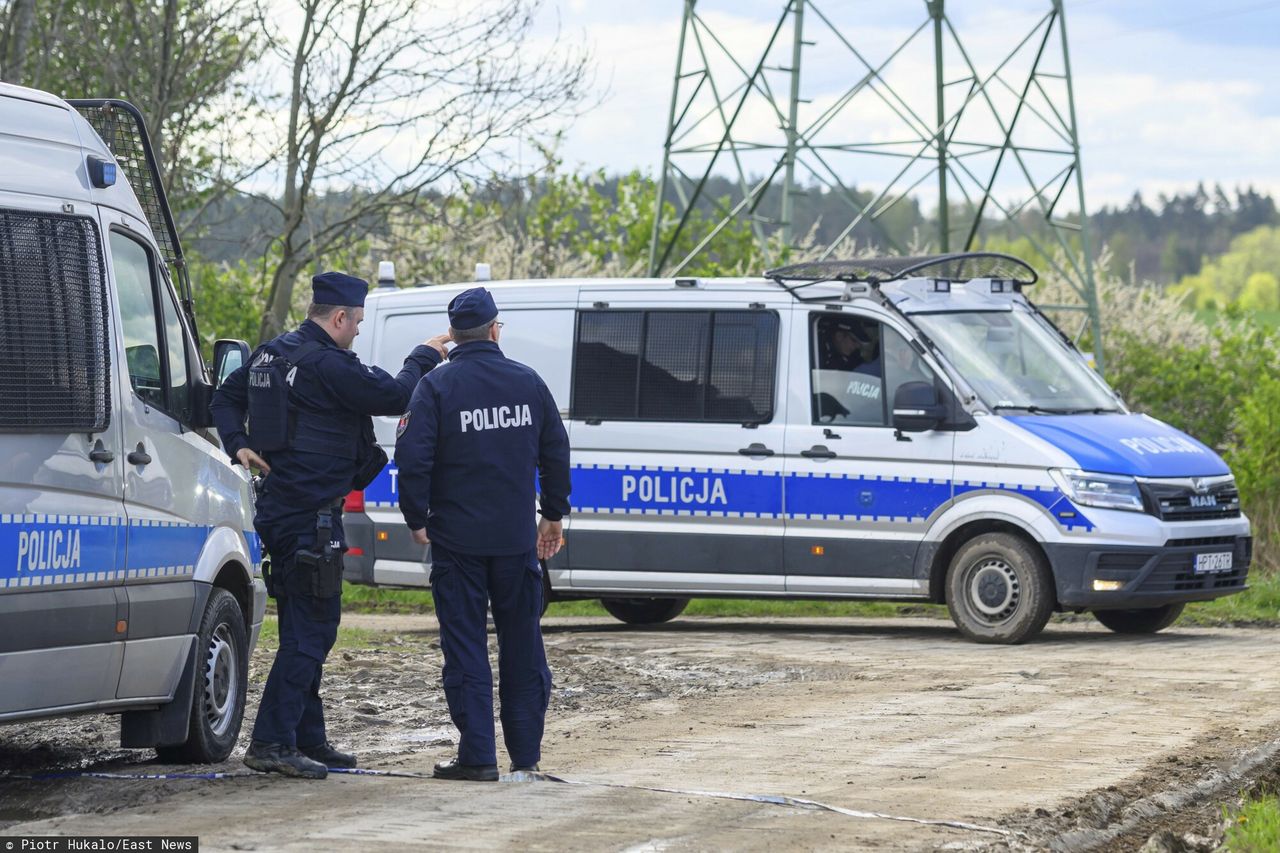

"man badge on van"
[396,410,411,438]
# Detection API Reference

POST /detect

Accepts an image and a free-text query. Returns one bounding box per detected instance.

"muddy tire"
[945,533,1055,644]
[600,597,689,625]
[1093,603,1184,634]
[156,589,248,764]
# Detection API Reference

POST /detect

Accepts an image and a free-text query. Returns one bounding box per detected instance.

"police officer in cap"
[212,271,448,779]
[819,316,875,372]
[394,287,571,781]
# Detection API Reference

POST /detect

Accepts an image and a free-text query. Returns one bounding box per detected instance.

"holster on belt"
[294,504,344,598]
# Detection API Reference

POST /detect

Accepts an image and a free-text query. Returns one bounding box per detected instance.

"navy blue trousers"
[430,544,552,767]
[252,511,344,748]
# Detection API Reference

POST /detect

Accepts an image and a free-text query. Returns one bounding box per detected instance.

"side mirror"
[213,339,251,389]
[892,381,947,433]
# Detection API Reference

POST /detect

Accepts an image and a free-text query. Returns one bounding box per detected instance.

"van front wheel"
[946,533,1054,644]
[1093,604,1184,634]
[156,588,249,763]
[600,597,689,625]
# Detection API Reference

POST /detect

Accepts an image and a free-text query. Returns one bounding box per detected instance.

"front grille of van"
[0,208,112,432]
[1139,479,1241,521]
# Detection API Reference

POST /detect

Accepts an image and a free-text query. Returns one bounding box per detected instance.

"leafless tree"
[0,0,260,234]
[248,0,590,341]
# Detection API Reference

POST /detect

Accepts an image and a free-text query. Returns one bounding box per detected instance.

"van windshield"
[911,309,1120,413]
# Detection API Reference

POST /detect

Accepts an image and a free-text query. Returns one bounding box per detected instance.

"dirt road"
[3,615,1280,851]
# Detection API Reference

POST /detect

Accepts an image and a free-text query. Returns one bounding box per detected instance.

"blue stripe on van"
[356,462,1091,530]
[0,515,227,588]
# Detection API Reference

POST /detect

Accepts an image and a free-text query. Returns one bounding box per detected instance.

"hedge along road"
[4,615,1280,850]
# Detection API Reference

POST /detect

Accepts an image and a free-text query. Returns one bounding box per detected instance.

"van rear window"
[572,309,778,424]
[0,209,111,432]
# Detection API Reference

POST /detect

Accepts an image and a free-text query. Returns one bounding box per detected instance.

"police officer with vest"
[212,271,447,779]
[394,287,571,781]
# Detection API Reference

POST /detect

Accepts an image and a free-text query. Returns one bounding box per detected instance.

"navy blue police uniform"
[211,272,440,773]
[394,287,571,777]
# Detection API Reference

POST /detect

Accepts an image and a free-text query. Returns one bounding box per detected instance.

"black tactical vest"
[246,341,324,452]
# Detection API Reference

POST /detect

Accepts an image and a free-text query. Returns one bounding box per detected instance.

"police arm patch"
[396,410,411,438]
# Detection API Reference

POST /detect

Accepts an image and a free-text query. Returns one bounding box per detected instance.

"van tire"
[945,533,1054,644]
[1093,603,1184,634]
[600,597,689,625]
[156,589,249,764]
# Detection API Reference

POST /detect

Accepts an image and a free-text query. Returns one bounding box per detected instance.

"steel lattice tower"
[648,0,1104,366]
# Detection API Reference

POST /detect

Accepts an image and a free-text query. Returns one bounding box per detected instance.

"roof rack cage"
[765,252,1039,294]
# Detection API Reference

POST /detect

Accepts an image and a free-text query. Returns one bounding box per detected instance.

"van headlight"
[1049,469,1144,512]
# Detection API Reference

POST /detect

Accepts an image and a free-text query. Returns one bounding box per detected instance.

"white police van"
[343,255,1251,644]
[0,83,266,759]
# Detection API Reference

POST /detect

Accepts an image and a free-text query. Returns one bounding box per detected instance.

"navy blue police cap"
[312,271,369,307]
[448,287,499,330]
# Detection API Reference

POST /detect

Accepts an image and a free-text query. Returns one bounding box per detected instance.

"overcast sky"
[530,0,1280,211]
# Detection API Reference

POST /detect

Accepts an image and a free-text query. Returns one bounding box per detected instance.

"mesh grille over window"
[0,209,112,432]
[572,309,778,423]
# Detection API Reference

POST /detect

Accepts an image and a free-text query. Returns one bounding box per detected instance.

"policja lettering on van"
[1119,435,1205,455]
[459,403,532,433]
[16,527,82,572]
[621,473,728,506]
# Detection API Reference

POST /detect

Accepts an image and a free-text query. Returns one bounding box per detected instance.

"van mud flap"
[119,636,198,748]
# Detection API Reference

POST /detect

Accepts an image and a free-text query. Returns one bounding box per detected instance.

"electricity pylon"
[648,0,1104,366]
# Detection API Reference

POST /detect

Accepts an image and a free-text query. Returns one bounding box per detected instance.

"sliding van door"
[0,201,128,717]
[566,293,789,594]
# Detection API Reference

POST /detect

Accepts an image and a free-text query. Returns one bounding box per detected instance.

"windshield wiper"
[992,405,1122,415]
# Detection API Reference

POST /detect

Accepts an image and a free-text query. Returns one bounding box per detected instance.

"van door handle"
[738,443,775,457]
[89,439,114,464]
[801,445,838,460]
[127,444,152,466]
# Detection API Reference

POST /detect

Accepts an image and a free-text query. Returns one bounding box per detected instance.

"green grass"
[256,613,382,650]
[340,571,1280,627]
[1183,571,1280,626]
[1225,794,1280,851]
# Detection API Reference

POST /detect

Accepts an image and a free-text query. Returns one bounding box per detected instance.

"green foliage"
[1183,571,1280,625]
[1225,793,1280,852]
[1172,225,1280,311]
[1106,324,1273,451]
[188,254,268,353]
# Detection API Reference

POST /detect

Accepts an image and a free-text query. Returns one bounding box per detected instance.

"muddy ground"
[2,615,1279,851]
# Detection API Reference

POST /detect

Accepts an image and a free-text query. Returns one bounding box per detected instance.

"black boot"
[509,762,540,773]
[243,740,328,779]
[300,741,358,769]
[433,757,499,781]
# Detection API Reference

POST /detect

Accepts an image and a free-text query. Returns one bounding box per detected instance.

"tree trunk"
[3,0,36,82]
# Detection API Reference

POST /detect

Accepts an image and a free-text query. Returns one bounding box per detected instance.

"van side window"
[159,282,189,415]
[572,310,778,424]
[0,209,112,432]
[111,232,166,409]
[810,313,886,426]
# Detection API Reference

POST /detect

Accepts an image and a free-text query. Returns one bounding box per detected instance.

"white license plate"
[1194,552,1234,574]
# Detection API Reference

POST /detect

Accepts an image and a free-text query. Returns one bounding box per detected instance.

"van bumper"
[1047,533,1252,609]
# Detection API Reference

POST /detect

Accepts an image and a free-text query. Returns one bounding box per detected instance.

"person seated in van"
[819,316,877,373]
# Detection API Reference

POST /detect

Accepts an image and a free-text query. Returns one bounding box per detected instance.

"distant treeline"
[188,177,1277,286]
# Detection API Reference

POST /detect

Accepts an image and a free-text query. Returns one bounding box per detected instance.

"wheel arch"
[924,514,1054,605]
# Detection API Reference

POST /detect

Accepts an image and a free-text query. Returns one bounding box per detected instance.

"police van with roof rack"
[343,254,1250,644]
[0,83,266,758]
